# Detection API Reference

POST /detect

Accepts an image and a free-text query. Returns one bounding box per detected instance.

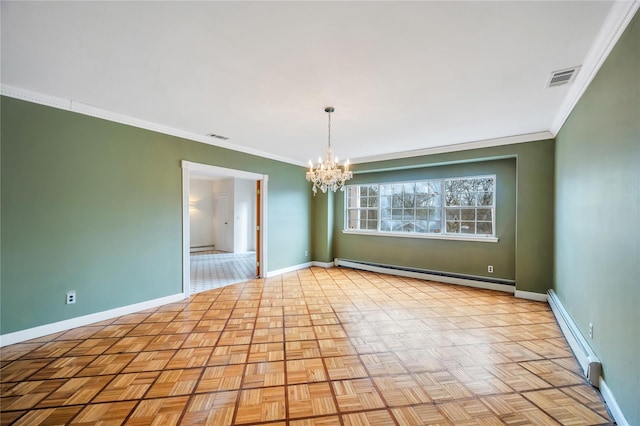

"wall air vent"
[206,133,229,141]
[547,66,581,87]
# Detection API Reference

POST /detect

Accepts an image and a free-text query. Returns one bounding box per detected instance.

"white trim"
[311,261,334,268]
[342,229,499,243]
[335,259,515,294]
[514,290,548,302]
[182,165,191,299]
[551,0,640,135]
[265,262,312,278]
[352,132,553,164]
[0,293,184,347]
[0,84,305,167]
[181,161,268,290]
[599,377,630,426]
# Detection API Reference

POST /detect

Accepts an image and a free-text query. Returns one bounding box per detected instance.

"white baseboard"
[335,259,515,294]
[515,290,548,302]
[599,377,629,426]
[0,293,185,347]
[265,262,312,278]
[311,261,334,268]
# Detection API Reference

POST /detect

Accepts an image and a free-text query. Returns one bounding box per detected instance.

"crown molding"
[551,0,639,135]
[351,131,554,165]
[0,84,307,167]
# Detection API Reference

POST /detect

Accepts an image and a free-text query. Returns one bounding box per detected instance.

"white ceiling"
[0,1,628,166]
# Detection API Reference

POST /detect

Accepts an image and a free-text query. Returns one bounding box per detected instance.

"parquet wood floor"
[1,267,613,425]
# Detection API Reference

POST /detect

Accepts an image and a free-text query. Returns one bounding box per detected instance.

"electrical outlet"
[304,250,308,257]
[488,265,494,273]
[589,322,593,339]
[66,291,76,305]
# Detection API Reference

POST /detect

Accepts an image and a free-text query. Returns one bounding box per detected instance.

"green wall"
[1,96,311,335]
[555,11,639,425]
[322,140,554,294]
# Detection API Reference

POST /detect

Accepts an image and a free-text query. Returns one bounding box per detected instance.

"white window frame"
[343,175,498,243]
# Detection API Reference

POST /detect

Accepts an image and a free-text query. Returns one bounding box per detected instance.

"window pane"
[380,196,391,208]
[360,219,366,229]
[459,191,476,206]
[446,221,459,233]
[415,182,429,194]
[429,181,442,194]
[415,194,429,207]
[461,222,475,234]
[461,209,475,221]
[429,221,442,233]
[445,208,460,220]
[392,193,403,208]
[392,220,403,232]
[392,208,402,220]
[367,196,378,208]
[381,208,391,219]
[366,220,377,230]
[477,222,493,235]
[403,193,415,208]
[402,222,415,232]
[478,192,494,206]
[415,221,428,233]
[348,210,358,228]
[381,220,392,231]
[360,211,368,221]
[381,185,392,196]
[403,209,414,220]
[416,209,428,220]
[429,209,441,221]
[445,192,460,206]
[368,210,378,220]
[477,208,492,221]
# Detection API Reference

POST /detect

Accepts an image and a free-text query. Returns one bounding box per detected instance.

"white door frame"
[181,160,268,299]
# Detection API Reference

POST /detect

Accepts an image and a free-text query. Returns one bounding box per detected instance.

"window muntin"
[345,175,495,238]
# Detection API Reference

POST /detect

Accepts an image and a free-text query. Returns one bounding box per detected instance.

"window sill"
[342,229,499,243]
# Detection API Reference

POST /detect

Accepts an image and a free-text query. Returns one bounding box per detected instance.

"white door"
[215,194,231,252]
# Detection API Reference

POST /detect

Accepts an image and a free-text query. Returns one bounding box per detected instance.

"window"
[345,175,495,240]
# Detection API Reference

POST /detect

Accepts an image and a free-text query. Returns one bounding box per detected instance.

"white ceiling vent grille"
[207,133,229,140]
[547,66,581,87]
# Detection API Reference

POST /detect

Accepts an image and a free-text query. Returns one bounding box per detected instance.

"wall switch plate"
[589,322,593,339]
[488,265,494,273]
[304,250,308,257]
[66,291,76,304]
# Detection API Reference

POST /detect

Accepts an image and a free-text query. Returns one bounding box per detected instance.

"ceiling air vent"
[207,133,229,141]
[547,66,580,87]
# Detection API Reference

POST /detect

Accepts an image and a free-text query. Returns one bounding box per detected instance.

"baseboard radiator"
[334,258,515,294]
[547,289,601,388]
[190,245,215,253]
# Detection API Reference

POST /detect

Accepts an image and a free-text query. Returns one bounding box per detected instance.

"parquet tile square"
[77,353,136,377]
[69,401,138,424]
[207,345,249,366]
[342,409,396,425]
[1,379,65,410]
[92,371,159,402]
[288,382,337,418]
[10,406,82,426]
[289,415,341,426]
[166,347,213,369]
[0,268,614,425]
[196,364,245,392]
[324,356,368,380]
[373,374,432,405]
[523,388,609,425]
[145,367,202,398]
[286,358,327,384]
[286,340,321,360]
[121,350,175,373]
[242,361,285,388]
[520,359,585,387]
[38,375,113,407]
[391,404,451,425]
[331,378,386,412]
[125,395,190,426]
[248,343,284,362]
[181,390,238,425]
[235,386,286,424]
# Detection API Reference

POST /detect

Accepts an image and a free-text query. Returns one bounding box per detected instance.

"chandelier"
[306,107,353,195]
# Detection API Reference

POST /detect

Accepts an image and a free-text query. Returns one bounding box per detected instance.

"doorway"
[181,161,267,298]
